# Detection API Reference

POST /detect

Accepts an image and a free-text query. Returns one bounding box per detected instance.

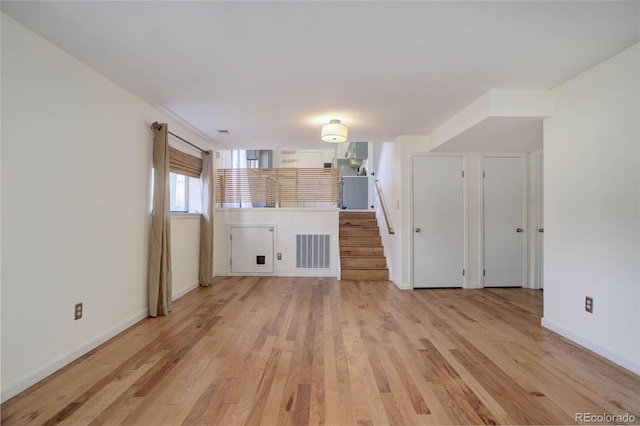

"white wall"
[274,148,336,168]
[1,14,211,401]
[171,216,201,299]
[374,141,403,287]
[214,209,339,277]
[542,43,639,374]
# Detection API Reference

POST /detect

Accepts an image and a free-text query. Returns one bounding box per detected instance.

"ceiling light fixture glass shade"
[321,119,348,143]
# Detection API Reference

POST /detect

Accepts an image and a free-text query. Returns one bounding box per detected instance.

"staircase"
[339,211,389,281]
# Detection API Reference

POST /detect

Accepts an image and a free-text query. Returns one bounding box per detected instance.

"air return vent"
[296,234,330,268]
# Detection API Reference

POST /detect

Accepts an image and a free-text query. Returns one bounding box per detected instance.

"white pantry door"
[483,156,524,287]
[412,155,465,288]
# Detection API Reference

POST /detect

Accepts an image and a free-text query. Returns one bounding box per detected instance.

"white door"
[413,155,465,288]
[537,155,544,289]
[483,156,524,287]
[230,226,275,274]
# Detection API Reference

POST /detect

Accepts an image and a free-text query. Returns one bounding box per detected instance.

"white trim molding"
[541,317,640,375]
[1,309,149,403]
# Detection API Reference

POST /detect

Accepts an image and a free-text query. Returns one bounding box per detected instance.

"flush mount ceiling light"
[321,119,348,143]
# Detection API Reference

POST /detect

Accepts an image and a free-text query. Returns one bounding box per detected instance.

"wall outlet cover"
[75,302,83,320]
[585,296,593,313]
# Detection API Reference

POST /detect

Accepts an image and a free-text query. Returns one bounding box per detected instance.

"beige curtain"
[199,151,214,286]
[148,122,172,316]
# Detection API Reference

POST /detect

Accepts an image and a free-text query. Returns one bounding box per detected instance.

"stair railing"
[374,179,395,235]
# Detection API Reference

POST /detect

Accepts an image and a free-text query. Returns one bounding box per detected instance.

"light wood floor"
[3,277,639,425]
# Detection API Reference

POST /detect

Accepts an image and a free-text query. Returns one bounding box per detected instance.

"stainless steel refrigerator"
[341,176,368,209]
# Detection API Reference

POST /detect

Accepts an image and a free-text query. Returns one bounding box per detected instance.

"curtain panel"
[148,122,172,317]
[199,151,214,286]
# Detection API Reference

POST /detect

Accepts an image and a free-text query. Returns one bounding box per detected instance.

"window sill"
[171,212,202,220]
[215,207,342,212]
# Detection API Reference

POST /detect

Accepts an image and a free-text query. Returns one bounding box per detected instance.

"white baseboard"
[172,281,200,301]
[215,271,274,277]
[392,279,410,290]
[215,270,338,278]
[541,317,640,375]
[1,309,149,403]
[276,268,338,278]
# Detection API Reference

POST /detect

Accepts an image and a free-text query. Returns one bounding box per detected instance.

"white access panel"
[412,155,465,288]
[230,225,275,274]
[483,156,525,287]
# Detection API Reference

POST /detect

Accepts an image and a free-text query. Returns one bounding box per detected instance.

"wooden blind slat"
[169,146,202,178]
[216,168,340,205]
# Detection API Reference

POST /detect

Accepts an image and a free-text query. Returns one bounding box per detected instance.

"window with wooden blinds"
[216,168,340,205]
[169,146,202,178]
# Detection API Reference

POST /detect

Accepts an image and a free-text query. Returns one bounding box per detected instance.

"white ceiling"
[2,1,639,151]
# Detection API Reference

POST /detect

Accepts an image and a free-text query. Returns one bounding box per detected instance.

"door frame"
[228,224,277,276]
[530,150,544,289]
[479,154,528,288]
[410,153,468,289]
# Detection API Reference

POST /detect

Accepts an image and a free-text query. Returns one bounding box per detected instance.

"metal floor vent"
[296,234,330,268]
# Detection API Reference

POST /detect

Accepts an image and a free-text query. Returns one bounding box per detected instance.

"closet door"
[483,156,525,287]
[412,155,465,288]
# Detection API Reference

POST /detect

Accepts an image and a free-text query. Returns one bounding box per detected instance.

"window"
[217,149,259,208]
[170,173,188,212]
[170,172,201,213]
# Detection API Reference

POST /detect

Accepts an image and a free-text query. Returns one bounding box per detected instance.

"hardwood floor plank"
[309,289,326,426]
[291,383,312,426]
[379,392,405,425]
[4,278,639,425]
[322,303,340,426]
[418,339,497,425]
[342,325,377,426]
[181,377,236,425]
[382,338,431,415]
[59,366,152,425]
[258,348,292,426]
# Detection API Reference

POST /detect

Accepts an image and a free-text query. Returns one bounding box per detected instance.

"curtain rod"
[151,122,210,155]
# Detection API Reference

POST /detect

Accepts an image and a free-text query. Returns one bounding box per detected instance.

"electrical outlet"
[585,297,593,313]
[75,302,83,320]
[277,253,282,260]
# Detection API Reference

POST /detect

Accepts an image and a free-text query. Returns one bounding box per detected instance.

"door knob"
[538,228,544,233]
[415,228,421,233]
[516,228,524,233]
